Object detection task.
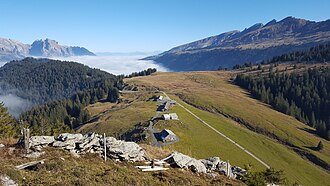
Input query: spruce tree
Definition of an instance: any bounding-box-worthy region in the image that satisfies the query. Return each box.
[0,102,18,139]
[317,141,324,151]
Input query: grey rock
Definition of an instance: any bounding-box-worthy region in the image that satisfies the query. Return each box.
[28,133,146,162]
[165,152,207,173]
[56,133,84,142]
[232,166,247,177]
[0,144,5,148]
[105,137,147,162]
[201,156,221,171]
[29,136,55,147]
[23,151,45,158]
[0,174,18,186]
[217,161,234,178]
[52,140,76,150]
[77,133,100,151]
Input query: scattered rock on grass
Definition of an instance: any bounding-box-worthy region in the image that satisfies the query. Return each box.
[0,175,17,186]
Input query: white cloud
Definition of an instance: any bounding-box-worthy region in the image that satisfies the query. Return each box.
[50,54,169,75]
[0,93,33,119]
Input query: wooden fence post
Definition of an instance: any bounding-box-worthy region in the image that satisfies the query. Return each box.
[227,160,230,178]
[104,133,106,161]
[24,128,30,154]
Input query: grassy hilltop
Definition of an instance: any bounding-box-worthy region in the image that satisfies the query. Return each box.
[123,66,330,186]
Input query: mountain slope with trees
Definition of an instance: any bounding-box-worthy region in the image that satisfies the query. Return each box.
[263,43,330,64]
[145,17,330,71]
[0,57,122,104]
[235,67,330,140]
[234,44,330,140]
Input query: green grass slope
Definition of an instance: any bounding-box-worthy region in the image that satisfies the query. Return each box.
[78,92,157,137]
[126,71,330,185]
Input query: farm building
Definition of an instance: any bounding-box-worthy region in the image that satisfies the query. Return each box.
[159,100,176,112]
[159,129,177,142]
[157,96,163,101]
[162,113,179,120]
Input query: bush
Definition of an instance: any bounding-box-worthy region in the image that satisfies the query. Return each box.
[241,168,287,186]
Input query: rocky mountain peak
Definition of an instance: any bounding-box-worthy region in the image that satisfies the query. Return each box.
[145,17,330,71]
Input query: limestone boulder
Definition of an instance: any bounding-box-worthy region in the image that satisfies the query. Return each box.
[29,136,55,148]
[201,156,221,172]
[165,152,207,173]
[56,133,83,142]
[104,137,147,162]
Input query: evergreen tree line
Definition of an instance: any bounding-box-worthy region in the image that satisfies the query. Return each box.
[232,62,253,69]
[235,67,330,140]
[20,85,120,136]
[0,57,119,104]
[125,68,157,78]
[263,43,330,64]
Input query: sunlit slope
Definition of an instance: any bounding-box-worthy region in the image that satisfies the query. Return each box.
[126,71,330,185]
[78,92,157,136]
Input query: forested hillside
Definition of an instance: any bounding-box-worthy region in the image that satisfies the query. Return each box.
[264,43,330,64]
[235,66,330,140]
[0,57,122,104]
[0,57,125,136]
[20,86,120,136]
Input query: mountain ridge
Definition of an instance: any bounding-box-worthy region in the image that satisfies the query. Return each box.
[0,38,95,62]
[145,16,330,71]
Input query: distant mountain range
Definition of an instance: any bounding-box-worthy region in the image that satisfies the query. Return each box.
[145,16,330,71]
[0,38,95,62]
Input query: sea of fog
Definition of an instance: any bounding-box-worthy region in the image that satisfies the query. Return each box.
[51,54,168,75]
[0,54,168,118]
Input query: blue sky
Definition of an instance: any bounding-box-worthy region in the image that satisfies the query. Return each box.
[1,0,329,52]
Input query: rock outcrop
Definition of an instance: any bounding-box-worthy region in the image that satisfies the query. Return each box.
[28,133,147,162]
[164,152,246,178]
[104,137,146,162]
[28,133,246,178]
[164,152,207,173]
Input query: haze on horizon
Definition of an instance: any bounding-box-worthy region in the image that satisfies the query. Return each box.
[0,0,330,53]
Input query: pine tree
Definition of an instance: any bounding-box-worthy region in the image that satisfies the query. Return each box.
[317,141,324,151]
[0,102,18,139]
[107,87,119,103]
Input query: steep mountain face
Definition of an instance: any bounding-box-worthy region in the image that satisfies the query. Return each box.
[146,17,330,71]
[0,38,30,61]
[0,38,95,62]
[29,39,95,57]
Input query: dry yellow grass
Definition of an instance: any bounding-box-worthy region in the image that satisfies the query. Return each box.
[0,146,244,186]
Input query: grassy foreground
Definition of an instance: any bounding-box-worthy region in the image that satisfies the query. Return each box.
[0,146,243,185]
